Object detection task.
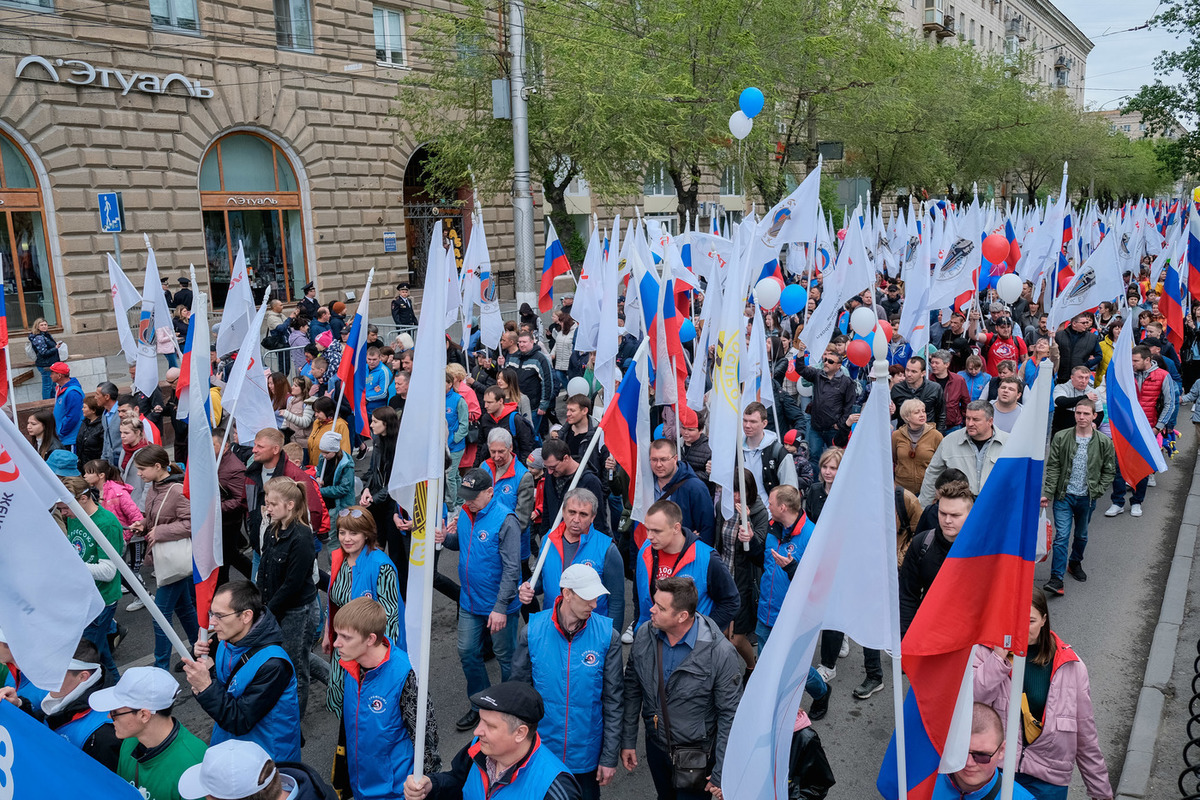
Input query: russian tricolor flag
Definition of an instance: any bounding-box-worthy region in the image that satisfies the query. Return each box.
[879,362,1052,800]
[1163,259,1185,353]
[598,339,654,541]
[1188,201,1200,306]
[1104,322,1167,489]
[337,274,374,437]
[1055,212,1076,296]
[540,219,572,313]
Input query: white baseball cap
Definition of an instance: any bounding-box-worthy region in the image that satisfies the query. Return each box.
[178,740,276,800]
[559,564,609,601]
[89,666,179,713]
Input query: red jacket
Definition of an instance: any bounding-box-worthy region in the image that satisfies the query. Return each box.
[935,371,971,429]
[1136,367,1167,427]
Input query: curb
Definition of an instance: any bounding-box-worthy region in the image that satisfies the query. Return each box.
[1114,464,1200,799]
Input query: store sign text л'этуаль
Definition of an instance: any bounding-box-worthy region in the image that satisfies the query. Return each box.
[15,55,213,99]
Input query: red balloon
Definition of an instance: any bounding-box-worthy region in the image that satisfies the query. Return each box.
[877,320,894,342]
[982,233,1009,265]
[1008,239,1021,269]
[846,339,872,367]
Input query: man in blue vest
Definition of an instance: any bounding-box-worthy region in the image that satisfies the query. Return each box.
[634,499,739,632]
[513,565,623,800]
[403,681,580,800]
[482,428,527,512]
[0,638,121,771]
[334,597,440,800]
[183,580,303,762]
[437,468,523,732]
[364,345,394,415]
[518,488,625,625]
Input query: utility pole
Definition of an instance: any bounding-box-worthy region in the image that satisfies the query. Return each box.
[509,0,537,309]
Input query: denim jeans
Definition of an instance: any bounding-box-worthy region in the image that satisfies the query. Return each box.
[164,352,178,369]
[457,609,518,698]
[153,579,200,670]
[445,448,465,512]
[83,602,120,683]
[1016,774,1068,800]
[1051,494,1095,579]
[755,620,827,700]
[1111,474,1147,507]
[278,598,321,719]
[805,425,837,461]
[38,367,53,400]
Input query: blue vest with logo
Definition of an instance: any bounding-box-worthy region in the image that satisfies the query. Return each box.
[343,644,415,800]
[3,665,50,708]
[526,607,613,772]
[457,498,521,616]
[446,391,466,453]
[540,526,613,619]
[634,538,713,629]
[335,547,405,649]
[211,642,303,761]
[484,458,527,513]
[56,709,109,749]
[758,513,816,627]
[463,735,569,800]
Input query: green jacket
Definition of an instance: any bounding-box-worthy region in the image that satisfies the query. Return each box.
[117,720,207,800]
[1042,428,1117,501]
[66,506,125,605]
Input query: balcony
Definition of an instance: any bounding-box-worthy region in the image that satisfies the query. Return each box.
[937,15,956,39]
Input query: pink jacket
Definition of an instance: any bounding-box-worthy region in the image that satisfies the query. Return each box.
[973,636,1113,799]
[101,480,144,532]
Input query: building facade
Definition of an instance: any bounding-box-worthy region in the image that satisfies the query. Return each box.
[0,0,525,359]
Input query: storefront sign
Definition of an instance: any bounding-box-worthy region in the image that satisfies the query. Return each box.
[226,196,278,206]
[15,55,213,99]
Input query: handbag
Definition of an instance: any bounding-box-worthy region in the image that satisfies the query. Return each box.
[656,638,710,792]
[1036,508,1052,563]
[149,484,192,584]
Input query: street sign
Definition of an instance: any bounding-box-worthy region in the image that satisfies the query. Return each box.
[383,231,397,253]
[98,191,124,233]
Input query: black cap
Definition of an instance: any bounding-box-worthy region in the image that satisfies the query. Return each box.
[178,277,190,286]
[470,681,544,725]
[397,282,410,291]
[302,282,315,292]
[1142,336,1164,347]
[458,468,493,501]
[160,276,169,283]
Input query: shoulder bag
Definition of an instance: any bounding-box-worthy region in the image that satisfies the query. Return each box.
[150,484,192,585]
[656,637,710,792]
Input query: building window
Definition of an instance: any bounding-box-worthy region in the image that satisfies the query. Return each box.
[0,0,52,8]
[149,0,199,31]
[373,6,406,66]
[199,133,308,306]
[0,132,59,331]
[274,0,313,51]
[644,162,673,196]
[720,166,742,196]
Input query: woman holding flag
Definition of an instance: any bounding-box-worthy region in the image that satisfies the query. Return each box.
[973,587,1113,800]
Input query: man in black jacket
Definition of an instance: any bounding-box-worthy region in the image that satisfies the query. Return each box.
[798,345,858,460]
[542,439,610,535]
[477,386,536,466]
[1053,313,1101,382]
[890,357,945,430]
[898,481,975,635]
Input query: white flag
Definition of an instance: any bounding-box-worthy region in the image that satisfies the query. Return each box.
[216,242,255,358]
[1047,230,1125,332]
[221,292,278,446]
[710,221,753,517]
[133,237,173,396]
[107,254,142,365]
[186,290,222,583]
[0,412,105,690]
[595,216,622,404]
[800,205,874,360]
[571,224,605,353]
[724,380,900,800]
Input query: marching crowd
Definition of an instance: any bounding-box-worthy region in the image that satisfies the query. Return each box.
[2,258,1192,800]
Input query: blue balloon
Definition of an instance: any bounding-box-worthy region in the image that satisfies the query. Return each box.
[654,424,665,440]
[739,87,765,118]
[780,284,807,316]
[679,319,696,343]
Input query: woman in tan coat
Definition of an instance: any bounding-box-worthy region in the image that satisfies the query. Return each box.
[892,398,943,496]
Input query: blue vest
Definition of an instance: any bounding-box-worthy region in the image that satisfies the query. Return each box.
[342,645,415,800]
[331,547,405,649]
[211,642,303,761]
[56,709,109,749]
[635,538,713,629]
[463,735,569,800]
[757,513,815,627]
[540,526,613,619]
[526,608,613,772]
[457,498,520,616]
[445,391,466,453]
[484,459,527,513]
[3,665,50,708]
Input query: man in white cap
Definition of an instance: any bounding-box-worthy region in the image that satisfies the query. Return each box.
[90,666,207,800]
[179,739,336,800]
[512,564,623,800]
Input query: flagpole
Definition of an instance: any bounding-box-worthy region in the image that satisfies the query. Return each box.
[4,343,16,425]
[735,441,750,552]
[332,270,375,426]
[527,427,607,588]
[411,475,440,780]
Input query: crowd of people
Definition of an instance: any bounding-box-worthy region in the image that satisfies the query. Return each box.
[3,256,1191,800]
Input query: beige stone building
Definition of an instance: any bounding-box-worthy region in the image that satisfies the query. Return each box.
[1085,109,1188,141]
[0,0,527,362]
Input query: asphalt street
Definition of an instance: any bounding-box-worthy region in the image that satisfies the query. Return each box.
[112,423,1196,799]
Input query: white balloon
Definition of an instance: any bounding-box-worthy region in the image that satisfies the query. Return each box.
[996,273,1023,304]
[754,278,782,309]
[850,306,877,337]
[871,326,888,362]
[567,377,591,398]
[729,110,753,140]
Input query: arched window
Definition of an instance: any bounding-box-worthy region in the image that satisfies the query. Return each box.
[0,132,58,331]
[199,133,307,306]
